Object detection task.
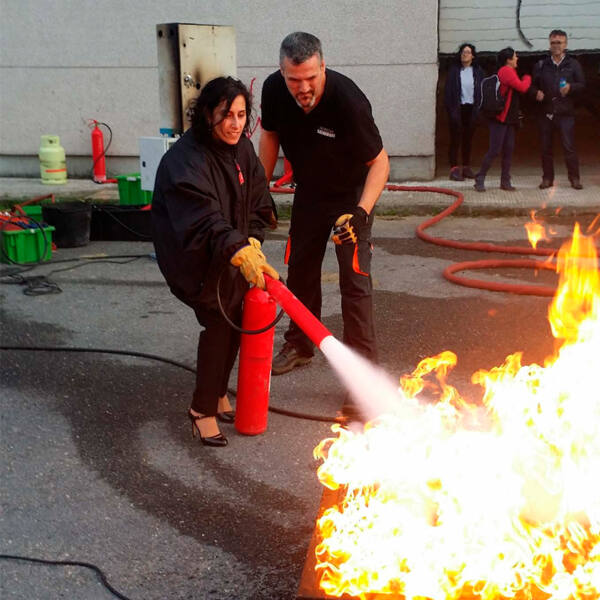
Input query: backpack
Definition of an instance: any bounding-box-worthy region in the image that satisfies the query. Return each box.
[479,74,506,116]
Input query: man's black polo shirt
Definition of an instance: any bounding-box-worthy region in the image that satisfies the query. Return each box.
[261,68,383,201]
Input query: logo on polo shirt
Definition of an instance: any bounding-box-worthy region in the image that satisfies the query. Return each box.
[316,126,336,138]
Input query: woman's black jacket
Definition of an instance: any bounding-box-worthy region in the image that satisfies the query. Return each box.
[444,62,486,125]
[151,130,272,313]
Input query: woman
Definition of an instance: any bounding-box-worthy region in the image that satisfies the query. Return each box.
[152,77,279,447]
[474,47,531,192]
[444,43,485,181]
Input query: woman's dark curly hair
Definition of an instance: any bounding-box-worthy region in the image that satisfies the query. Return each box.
[190,76,253,142]
[456,43,477,65]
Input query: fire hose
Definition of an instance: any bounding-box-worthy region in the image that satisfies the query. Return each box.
[272,183,561,296]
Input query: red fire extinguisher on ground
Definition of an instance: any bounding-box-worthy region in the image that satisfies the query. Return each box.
[235,287,277,435]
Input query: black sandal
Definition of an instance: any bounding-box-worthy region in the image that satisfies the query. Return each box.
[187,410,228,447]
[216,411,235,424]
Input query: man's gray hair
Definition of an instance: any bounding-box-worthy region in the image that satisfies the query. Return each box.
[279,32,323,66]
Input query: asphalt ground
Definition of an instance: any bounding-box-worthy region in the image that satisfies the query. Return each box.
[1,171,599,599]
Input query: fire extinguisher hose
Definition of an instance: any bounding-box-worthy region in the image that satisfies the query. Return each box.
[216,270,284,334]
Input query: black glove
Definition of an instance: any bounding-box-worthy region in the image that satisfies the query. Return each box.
[331,206,369,245]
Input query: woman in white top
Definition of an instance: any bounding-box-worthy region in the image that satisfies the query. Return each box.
[444,43,485,181]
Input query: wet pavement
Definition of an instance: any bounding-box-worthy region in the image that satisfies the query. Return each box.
[1,170,599,599]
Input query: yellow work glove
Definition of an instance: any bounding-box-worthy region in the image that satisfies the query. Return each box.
[230,242,279,290]
[248,237,262,250]
[331,207,369,245]
[332,213,355,244]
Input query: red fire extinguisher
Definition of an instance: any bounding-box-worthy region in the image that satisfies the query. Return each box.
[91,120,106,182]
[235,287,277,435]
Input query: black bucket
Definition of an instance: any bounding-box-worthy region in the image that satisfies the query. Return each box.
[90,204,152,241]
[42,201,92,247]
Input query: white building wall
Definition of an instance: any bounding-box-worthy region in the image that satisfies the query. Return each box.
[0,0,439,180]
[439,0,600,54]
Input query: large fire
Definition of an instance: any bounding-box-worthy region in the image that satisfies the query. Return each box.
[314,223,600,599]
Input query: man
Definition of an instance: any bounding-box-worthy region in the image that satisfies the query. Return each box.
[531,29,585,190]
[259,32,389,397]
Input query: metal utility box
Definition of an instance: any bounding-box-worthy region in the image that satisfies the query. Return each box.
[156,23,236,136]
[139,136,178,191]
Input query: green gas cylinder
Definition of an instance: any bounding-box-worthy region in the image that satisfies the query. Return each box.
[39,135,67,184]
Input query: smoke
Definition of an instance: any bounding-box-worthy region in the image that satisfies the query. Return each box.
[320,336,419,423]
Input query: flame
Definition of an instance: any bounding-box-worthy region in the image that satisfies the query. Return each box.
[314,224,600,599]
[525,211,549,249]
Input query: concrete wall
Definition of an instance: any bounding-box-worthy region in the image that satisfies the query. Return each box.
[439,0,600,54]
[0,0,439,181]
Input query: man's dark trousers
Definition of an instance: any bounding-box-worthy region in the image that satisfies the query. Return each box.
[284,190,377,362]
[539,114,579,183]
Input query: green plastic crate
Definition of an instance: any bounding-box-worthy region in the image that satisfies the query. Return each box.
[116,173,153,206]
[22,205,44,218]
[17,202,55,221]
[0,225,55,264]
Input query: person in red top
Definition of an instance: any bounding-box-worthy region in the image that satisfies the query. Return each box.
[474,47,531,192]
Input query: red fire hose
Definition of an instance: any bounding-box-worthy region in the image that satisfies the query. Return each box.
[271,182,561,296]
[388,184,559,297]
[443,259,556,296]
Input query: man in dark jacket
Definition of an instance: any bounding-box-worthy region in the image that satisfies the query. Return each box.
[531,29,586,190]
